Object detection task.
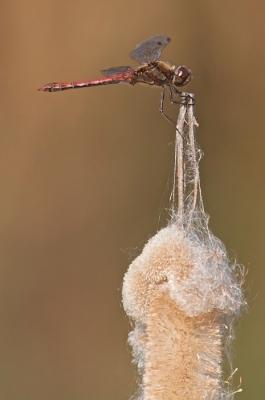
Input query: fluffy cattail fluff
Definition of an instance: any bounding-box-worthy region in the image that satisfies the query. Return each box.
[122,95,245,399]
[123,222,245,399]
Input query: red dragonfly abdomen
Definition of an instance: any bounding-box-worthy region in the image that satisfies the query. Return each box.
[38,73,133,92]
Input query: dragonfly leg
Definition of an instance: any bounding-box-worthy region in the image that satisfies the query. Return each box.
[159,86,177,127]
[159,88,184,138]
[170,87,195,106]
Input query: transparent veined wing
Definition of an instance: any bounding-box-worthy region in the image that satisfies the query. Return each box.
[129,36,171,65]
[101,66,134,77]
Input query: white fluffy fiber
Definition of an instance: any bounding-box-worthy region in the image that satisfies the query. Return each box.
[122,223,245,324]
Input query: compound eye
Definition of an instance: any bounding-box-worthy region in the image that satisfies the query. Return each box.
[174,66,192,87]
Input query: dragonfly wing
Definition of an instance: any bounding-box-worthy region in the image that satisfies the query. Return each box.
[101,66,134,77]
[129,36,171,65]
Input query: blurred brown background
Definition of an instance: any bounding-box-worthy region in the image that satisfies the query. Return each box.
[0,0,264,399]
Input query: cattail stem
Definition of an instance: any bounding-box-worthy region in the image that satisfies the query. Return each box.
[122,94,245,400]
[175,100,186,225]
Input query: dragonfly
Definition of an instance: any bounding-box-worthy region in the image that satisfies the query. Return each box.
[38,36,192,125]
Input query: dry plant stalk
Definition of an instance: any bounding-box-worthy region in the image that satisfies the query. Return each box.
[122,95,245,400]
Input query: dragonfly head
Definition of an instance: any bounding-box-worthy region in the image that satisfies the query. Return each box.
[173,66,192,87]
